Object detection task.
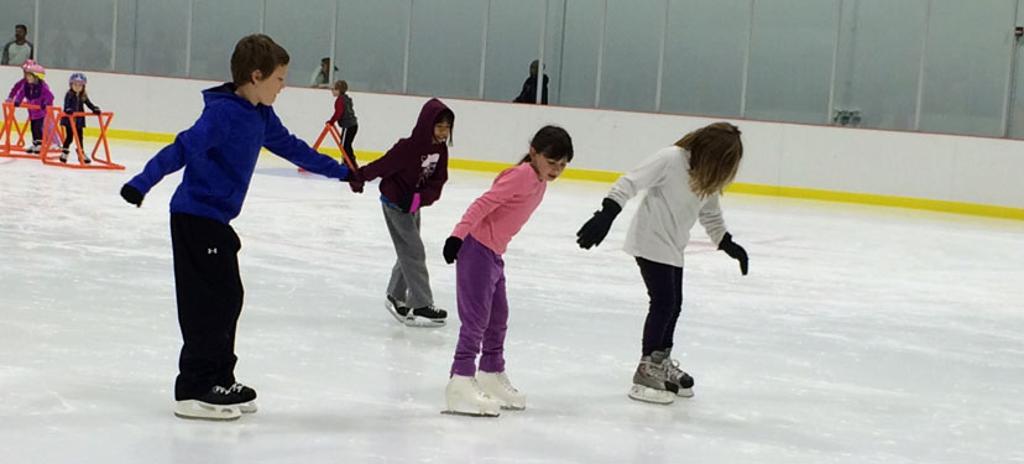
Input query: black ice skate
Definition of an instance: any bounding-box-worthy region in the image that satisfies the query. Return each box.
[385,295,410,322]
[404,305,447,328]
[174,383,258,421]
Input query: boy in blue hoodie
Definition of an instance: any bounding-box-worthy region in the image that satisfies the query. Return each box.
[119,34,360,421]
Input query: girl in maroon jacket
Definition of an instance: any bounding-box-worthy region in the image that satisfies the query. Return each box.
[359,98,453,327]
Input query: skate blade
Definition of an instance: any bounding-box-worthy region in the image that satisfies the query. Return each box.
[239,401,258,414]
[627,385,675,405]
[676,388,694,398]
[174,400,242,421]
[500,404,526,411]
[441,409,500,417]
[402,316,446,328]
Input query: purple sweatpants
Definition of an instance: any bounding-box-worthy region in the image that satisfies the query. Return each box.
[450,235,509,377]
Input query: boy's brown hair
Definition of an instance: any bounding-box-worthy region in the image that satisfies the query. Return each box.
[230,34,290,87]
[333,80,348,93]
[675,122,743,198]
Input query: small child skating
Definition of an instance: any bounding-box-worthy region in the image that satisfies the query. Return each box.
[60,72,102,164]
[442,126,574,416]
[326,80,358,163]
[576,122,749,405]
[358,98,453,327]
[119,34,360,421]
[7,59,55,154]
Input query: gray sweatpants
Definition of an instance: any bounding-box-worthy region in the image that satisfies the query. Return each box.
[382,203,434,309]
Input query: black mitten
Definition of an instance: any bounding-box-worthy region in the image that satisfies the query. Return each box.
[718,232,749,275]
[576,198,622,249]
[443,236,463,264]
[120,184,144,208]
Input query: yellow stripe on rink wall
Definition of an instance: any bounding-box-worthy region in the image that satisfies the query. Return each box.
[76,126,1024,221]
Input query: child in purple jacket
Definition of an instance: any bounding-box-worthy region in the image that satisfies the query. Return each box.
[7,59,54,153]
[358,98,453,327]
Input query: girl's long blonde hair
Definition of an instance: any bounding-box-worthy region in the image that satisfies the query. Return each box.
[675,122,743,198]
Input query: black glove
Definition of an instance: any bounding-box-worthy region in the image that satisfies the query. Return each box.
[92,108,101,115]
[346,168,364,193]
[120,184,143,207]
[718,232,748,275]
[576,198,622,249]
[443,236,463,264]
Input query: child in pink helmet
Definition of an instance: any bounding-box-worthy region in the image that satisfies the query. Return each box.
[6,60,55,153]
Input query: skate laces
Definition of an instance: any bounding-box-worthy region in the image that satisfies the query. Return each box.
[212,385,231,395]
[640,359,670,381]
[665,358,683,378]
[228,383,247,393]
[497,373,519,394]
[469,378,497,400]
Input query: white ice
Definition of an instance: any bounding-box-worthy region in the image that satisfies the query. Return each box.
[1,142,1023,463]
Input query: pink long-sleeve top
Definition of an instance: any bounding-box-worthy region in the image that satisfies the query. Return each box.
[451,162,546,255]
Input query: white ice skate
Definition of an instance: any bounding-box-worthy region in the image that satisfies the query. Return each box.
[174,400,242,421]
[443,375,501,417]
[476,371,526,410]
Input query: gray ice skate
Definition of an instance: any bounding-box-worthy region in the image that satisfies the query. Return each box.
[661,349,695,398]
[628,352,678,405]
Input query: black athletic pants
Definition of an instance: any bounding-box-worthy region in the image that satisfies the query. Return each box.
[636,257,683,356]
[339,123,358,164]
[170,213,244,400]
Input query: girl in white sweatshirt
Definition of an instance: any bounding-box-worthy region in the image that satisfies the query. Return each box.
[576,122,749,405]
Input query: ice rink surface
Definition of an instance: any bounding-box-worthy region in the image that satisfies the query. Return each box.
[2,141,1023,463]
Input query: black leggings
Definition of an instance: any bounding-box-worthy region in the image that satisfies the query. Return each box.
[61,118,85,149]
[338,124,358,165]
[636,257,683,356]
[30,118,43,143]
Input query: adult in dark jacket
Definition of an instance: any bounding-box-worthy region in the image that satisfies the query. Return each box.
[513,60,549,105]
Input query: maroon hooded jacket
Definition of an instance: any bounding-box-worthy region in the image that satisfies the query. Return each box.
[360,98,453,211]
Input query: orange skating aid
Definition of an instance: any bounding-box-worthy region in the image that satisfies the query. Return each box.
[40,106,124,170]
[0,101,42,160]
[298,123,357,174]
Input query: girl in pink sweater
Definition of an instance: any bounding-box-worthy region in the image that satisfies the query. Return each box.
[441,125,573,417]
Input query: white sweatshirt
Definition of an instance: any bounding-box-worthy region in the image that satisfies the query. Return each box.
[606,146,728,268]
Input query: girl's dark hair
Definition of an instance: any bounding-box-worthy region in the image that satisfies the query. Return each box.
[435,108,454,125]
[333,80,348,93]
[520,125,573,163]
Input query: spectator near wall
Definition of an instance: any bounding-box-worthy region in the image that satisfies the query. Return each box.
[2,24,35,66]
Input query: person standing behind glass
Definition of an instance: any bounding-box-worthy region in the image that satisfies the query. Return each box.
[310,57,336,89]
[513,60,548,105]
[2,24,35,66]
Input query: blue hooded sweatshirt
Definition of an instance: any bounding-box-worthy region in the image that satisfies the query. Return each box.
[126,83,349,224]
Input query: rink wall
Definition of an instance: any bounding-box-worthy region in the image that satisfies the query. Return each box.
[3,66,1024,219]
